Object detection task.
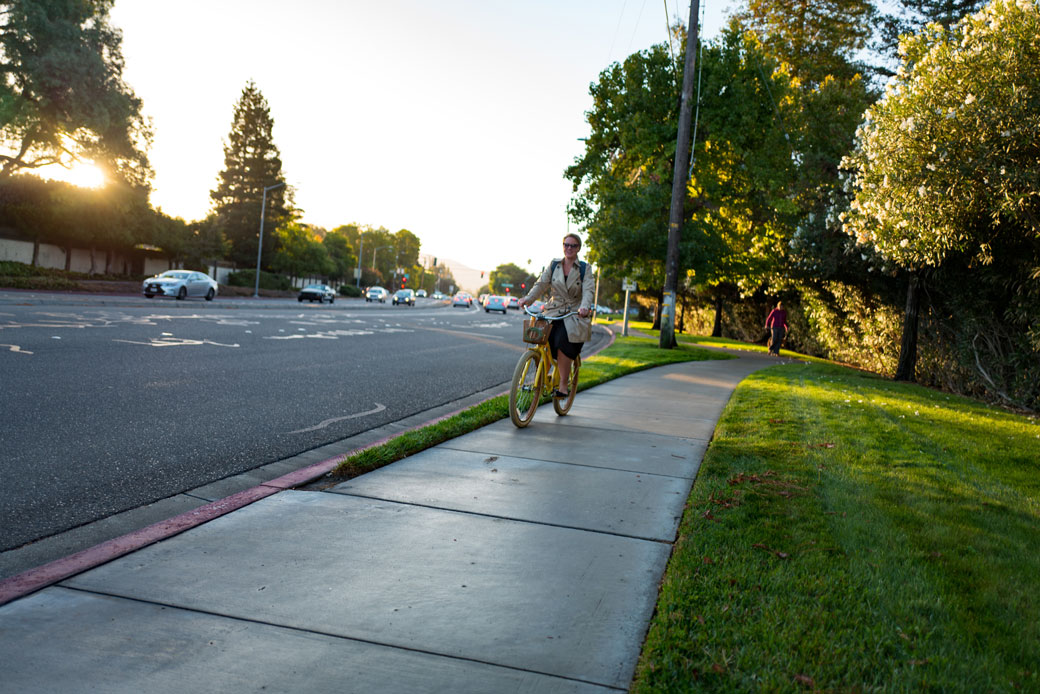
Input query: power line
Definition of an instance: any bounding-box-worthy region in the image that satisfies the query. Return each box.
[606,0,629,65]
[625,0,650,56]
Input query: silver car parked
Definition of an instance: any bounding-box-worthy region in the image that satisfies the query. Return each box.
[142,270,218,301]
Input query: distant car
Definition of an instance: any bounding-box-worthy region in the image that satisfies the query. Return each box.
[142,270,218,301]
[366,286,388,303]
[484,295,508,313]
[507,296,520,310]
[452,293,473,308]
[392,288,415,306]
[478,293,489,306]
[298,284,335,303]
[595,304,613,314]
[415,289,428,298]
[431,291,446,299]
[531,300,545,312]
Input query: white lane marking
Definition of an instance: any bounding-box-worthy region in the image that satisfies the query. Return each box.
[289,403,387,434]
[1,343,32,355]
[113,337,240,348]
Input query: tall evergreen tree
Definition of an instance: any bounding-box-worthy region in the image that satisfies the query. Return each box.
[210,80,289,268]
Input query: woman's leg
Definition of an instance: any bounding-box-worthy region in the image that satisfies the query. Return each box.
[557,353,573,394]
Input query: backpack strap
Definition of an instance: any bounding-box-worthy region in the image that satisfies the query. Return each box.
[550,260,586,282]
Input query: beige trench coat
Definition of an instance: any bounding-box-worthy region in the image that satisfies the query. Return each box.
[522,258,596,342]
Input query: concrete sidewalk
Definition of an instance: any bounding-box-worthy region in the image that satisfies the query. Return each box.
[0,352,774,693]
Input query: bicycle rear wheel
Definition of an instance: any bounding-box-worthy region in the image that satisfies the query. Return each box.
[552,354,580,415]
[509,350,543,428]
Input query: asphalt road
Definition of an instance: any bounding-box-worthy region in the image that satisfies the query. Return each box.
[0,292,595,552]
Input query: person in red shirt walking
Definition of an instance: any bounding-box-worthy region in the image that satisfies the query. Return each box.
[764,301,788,356]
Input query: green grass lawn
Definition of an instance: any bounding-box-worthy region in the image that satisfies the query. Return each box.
[633,360,1040,693]
[329,335,731,480]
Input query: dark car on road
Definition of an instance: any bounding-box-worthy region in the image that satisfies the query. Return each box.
[298,284,335,303]
[392,289,416,306]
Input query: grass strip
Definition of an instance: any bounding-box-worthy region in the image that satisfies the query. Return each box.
[633,360,1040,693]
[329,336,732,481]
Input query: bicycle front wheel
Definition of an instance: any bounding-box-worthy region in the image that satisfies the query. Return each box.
[552,354,580,415]
[509,350,543,428]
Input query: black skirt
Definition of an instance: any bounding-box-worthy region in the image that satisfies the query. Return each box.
[549,320,583,361]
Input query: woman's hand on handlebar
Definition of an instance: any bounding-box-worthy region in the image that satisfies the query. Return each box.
[578,307,590,318]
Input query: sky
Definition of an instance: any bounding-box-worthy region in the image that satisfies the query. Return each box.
[106,0,730,279]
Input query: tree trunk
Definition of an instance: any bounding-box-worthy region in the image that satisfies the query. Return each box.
[31,238,40,267]
[64,246,72,272]
[894,272,921,382]
[89,246,97,275]
[712,296,723,337]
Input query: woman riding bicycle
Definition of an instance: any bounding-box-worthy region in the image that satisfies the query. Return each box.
[517,233,596,400]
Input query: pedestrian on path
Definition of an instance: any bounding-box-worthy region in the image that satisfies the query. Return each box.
[518,233,596,399]
[764,301,788,356]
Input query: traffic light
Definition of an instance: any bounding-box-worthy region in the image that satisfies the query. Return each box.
[480,271,484,278]
[521,283,526,290]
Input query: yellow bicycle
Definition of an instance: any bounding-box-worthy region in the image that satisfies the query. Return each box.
[508,308,580,428]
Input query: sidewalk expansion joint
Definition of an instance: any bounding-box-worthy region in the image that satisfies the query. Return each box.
[58,584,627,692]
[327,491,676,545]
[434,445,699,480]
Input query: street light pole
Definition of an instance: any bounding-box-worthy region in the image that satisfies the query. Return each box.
[355,236,365,288]
[253,182,285,298]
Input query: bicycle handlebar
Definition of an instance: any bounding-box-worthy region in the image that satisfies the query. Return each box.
[523,305,579,320]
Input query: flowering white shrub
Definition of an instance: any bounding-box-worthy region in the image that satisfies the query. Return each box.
[842,0,1040,267]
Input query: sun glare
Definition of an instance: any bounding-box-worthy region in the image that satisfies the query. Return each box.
[38,161,107,189]
[65,163,107,189]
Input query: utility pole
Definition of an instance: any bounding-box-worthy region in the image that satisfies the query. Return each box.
[660,0,700,349]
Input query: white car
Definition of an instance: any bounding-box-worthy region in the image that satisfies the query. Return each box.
[142,270,218,301]
[366,286,388,303]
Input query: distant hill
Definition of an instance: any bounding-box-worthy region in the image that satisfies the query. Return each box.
[436,257,485,295]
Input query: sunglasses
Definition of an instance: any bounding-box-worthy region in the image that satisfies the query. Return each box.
[562,242,579,249]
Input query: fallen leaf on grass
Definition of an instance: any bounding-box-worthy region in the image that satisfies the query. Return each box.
[703,556,715,565]
[812,442,836,448]
[909,659,930,666]
[752,543,790,559]
[769,418,787,424]
[711,663,726,674]
[794,674,815,686]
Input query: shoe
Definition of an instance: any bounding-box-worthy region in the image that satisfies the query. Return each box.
[552,389,569,399]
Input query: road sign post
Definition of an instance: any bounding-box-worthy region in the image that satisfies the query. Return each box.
[622,278,636,337]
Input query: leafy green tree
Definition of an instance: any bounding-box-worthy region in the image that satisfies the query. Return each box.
[736,0,876,85]
[210,80,290,268]
[271,222,332,280]
[842,0,1040,392]
[0,0,151,185]
[393,229,421,268]
[322,230,356,283]
[360,226,394,283]
[488,263,536,295]
[567,30,799,330]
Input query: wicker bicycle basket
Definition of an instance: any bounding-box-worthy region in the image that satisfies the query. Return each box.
[522,317,550,344]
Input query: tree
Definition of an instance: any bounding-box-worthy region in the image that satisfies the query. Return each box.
[0,0,151,185]
[842,0,1040,390]
[322,230,356,284]
[210,80,289,268]
[271,222,332,280]
[873,0,987,72]
[488,263,536,295]
[735,0,876,85]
